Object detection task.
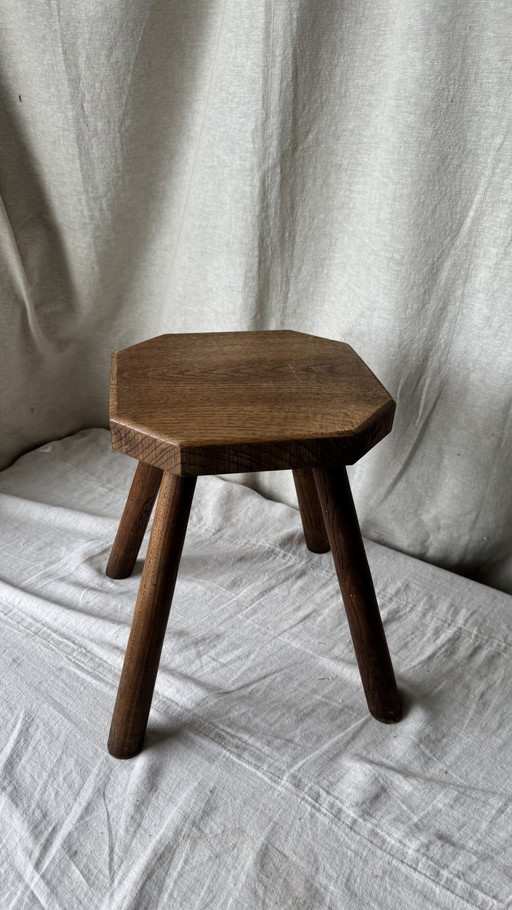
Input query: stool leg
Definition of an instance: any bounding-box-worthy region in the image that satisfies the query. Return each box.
[292,468,330,553]
[108,472,197,759]
[313,466,402,723]
[106,461,163,579]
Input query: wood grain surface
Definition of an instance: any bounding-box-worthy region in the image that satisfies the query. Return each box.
[110,331,395,475]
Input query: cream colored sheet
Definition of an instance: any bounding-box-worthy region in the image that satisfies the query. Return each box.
[1,429,512,908]
[1,2,511,592]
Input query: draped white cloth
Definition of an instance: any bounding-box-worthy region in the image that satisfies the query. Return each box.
[1,429,512,908]
[2,2,512,590]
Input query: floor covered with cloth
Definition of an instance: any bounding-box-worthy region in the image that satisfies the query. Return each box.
[1,429,511,909]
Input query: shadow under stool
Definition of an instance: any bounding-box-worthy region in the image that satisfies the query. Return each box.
[105,330,402,759]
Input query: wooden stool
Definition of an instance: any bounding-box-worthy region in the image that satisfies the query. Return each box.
[106,331,402,759]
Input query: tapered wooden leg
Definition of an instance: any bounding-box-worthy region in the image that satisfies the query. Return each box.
[313,466,402,723]
[292,468,330,553]
[106,461,163,579]
[108,472,197,759]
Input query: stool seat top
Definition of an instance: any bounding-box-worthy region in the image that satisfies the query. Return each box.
[110,331,395,475]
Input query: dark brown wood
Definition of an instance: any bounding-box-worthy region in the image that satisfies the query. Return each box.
[292,468,330,553]
[108,472,197,759]
[313,466,402,724]
[106,461,163,579]
[109,331,395,474]
[105,332,400,758]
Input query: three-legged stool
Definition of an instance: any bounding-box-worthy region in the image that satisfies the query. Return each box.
[106,330,402,758]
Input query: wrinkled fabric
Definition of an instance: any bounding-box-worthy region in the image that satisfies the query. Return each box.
[0,428,512,908]
[1,2,511,592]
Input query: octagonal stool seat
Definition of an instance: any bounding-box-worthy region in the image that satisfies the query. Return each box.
[106,330,402,759]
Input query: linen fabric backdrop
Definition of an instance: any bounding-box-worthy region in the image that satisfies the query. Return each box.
[1,1,511,592]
